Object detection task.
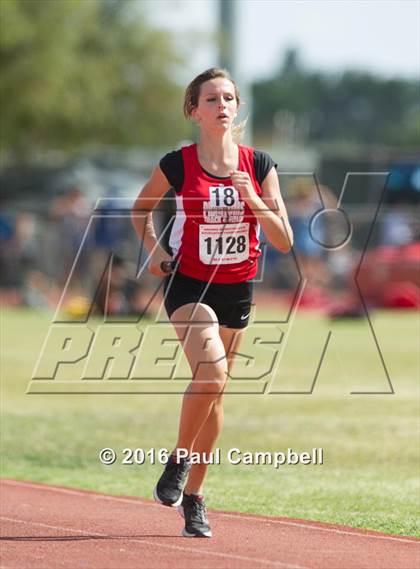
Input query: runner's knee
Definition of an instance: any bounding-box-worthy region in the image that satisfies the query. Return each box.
[190,358,227,394]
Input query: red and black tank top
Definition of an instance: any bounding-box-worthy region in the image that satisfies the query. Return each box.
[164,143,270,284]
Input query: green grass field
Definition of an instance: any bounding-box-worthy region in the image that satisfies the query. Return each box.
[1,306,419,537]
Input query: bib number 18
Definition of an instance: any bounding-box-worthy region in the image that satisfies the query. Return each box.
[209,186,237,207]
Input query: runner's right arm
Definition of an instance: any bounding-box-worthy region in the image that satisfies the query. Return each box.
[131,165,173,277]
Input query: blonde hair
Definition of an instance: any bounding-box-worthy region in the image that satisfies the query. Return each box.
[184,68,247,142]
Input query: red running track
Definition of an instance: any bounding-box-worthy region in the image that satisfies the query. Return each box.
[0,479,419,569]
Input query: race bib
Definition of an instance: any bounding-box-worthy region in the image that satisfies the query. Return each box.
[199,222,249,265]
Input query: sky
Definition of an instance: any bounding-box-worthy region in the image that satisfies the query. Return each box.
[143,0,420,81]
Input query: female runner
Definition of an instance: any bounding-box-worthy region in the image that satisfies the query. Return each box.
[132,68,293,538]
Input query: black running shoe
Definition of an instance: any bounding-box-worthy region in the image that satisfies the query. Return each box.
[153,454,191,507]
[178,493,212,538]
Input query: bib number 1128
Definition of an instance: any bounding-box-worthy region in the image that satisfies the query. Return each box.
[204,234,247,255]
[199,222,249,265]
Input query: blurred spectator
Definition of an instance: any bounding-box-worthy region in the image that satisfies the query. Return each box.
[22,270,57,309]
[286,177,337,289]
[95,256,150,317]
[50,187,93,290]
[0,206,15,288]
[0,211,39,289]
[380,205,415,247]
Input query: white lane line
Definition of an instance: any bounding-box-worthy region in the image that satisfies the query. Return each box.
[2,479,419,545]
[219,514,420,545]
[0,517,308,569]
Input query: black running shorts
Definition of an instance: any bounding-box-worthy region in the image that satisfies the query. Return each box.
[163,271,253,329]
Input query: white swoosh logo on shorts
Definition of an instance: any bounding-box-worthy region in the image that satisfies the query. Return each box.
[241,312,250,320]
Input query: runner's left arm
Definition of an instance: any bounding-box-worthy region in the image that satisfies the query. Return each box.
[230,168,293,253]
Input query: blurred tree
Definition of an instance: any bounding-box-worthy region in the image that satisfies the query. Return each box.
[253,47,419,149]
[0,0,190,157]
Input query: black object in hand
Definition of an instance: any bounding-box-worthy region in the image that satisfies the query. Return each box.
[160,260,176,274]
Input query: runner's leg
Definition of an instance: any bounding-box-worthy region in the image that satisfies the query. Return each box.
[184,325,245,494]
[170,302,228,456]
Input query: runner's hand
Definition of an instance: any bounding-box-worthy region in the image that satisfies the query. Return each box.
[230,170,258,203]
[148,247,173,277]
